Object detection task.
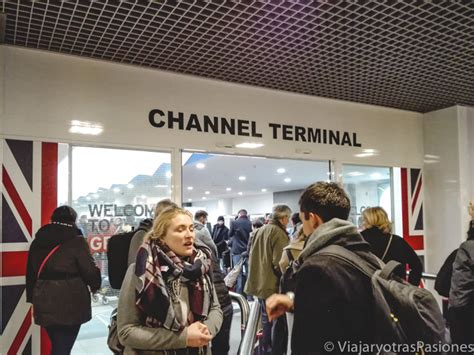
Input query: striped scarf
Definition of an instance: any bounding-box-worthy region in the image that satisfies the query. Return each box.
[135,239,212,331]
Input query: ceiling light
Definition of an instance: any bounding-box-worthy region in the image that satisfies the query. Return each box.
[155,184,168,188]
[354,153,374,158]
[127,183,134,189]
[188,198,192,202]
[187,186,193,190]
[113,187,120,193]
[226,187,232,191]
[277,168,286,174]
[284,178,291,183]
[239,176,246,181]
[202,197,207,200]
[235,142,265,149]
[141,194,147,199]
[93,193,99,198]
[205,191,210,195]
[238,192,243,195]
[69,120,103,136]
[86,196,91,201]
[166,171,172,178]
[347,172,364,177]
[261,188,267,192]
[196,163,206,169]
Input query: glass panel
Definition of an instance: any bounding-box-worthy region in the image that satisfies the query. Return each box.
[342,165,392,229]
[70,146,171,353]
[182,152,330,229]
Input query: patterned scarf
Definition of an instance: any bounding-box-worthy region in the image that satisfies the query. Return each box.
[135,239,213,331]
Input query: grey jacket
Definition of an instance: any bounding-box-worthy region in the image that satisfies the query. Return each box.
[118,265,223,355]
[194,222,218,258]
[449,239,474,309]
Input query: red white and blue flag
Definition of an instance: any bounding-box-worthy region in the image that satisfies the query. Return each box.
[1,139,57,355]
[401,167,424,251]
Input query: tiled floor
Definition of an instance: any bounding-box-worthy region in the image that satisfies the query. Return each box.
[71,299,245,355]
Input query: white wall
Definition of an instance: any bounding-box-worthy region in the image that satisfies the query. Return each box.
[1,46,424,168]
[423,106,474,273]
[232,193,274,216]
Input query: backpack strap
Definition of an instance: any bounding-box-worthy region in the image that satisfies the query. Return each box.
[379,260,403,280]
[286,248,294,262]
[380,234,393,262]
[316,244,377,279]
[37,245,61,279]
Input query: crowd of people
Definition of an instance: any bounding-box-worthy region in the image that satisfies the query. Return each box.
[25,184,474,354]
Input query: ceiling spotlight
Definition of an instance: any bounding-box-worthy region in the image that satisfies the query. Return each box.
[196,163,206,169]
[284,178,291,183]
[261,188,267,192]
[226,187,232,191]
[188,198,192,202]
[127,183,134,189]
[239,176,246,181]
[202,197,207,200]
[277,168,286,174]
[187,186,193,190]
[235,142,264,149]
[238,192,243,195]
[141,194,147,199]
[113,187,120,193]
[205,191,210,195]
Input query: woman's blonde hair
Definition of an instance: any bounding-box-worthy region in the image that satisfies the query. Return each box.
[145,206,193,242]
[362,207,392,234]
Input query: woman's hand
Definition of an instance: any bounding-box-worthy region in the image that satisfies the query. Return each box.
[186,322,212,348]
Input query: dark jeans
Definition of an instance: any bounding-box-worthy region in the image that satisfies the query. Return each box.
[212,304,233,355]
[258,298,272,354]
[232,254,247,294]
[449,307,474,349]
[45,324,81,355]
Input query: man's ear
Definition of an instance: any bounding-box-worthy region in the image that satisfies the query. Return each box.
[311,213,323,229]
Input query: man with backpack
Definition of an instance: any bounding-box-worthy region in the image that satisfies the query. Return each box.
[266,182,444,354]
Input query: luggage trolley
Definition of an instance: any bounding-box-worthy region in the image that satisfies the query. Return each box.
[92,252,120,305]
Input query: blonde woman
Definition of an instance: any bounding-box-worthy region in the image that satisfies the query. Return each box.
[361,206,422,286]
[117,206,223,355]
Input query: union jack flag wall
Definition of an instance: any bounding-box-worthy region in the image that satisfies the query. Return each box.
[401,167,424,251]
[1,138,57,355]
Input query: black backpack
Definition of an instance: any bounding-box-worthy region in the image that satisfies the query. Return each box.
[317,245,445,348]
[108,226,148,289]
[280,249,297,294]
[434,248,458,298]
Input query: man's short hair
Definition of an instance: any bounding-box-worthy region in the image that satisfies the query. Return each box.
[238,209,248,216]
[154,199,178,218]
[299,182,351,223]
[271,204,292,221]
[194,210,208,221]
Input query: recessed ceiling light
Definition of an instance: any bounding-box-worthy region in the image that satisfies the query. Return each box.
[277,168,286,174]
[187,186,193,190]
[235,142,265,149]
[127,184,134,189]
[284,178,291,183]
[113,187,120,193]
[226,187,232,191]
[165,171,172,178]
[261,188,267,192]
[239,176,246,181]
[205,191,210,195]
[202,197,207,200]
[238,192,243,195]
[141,195,147,199]
[188,198,192,202]
[196,163,206,169]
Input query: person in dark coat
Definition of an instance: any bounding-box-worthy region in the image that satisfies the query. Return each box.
[26,206,101,355]
[449,217,474,347]
[266,182,379,354]
[360,206,423,286]
[211,216,229,261]
[228,209,252,294]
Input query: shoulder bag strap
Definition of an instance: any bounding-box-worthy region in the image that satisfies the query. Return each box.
[380,234,393,262]
[37,245,61,279]
[286,248,294,262]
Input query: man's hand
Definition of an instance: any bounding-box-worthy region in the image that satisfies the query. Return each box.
[266,293,294,321]
[186,322,212,348]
